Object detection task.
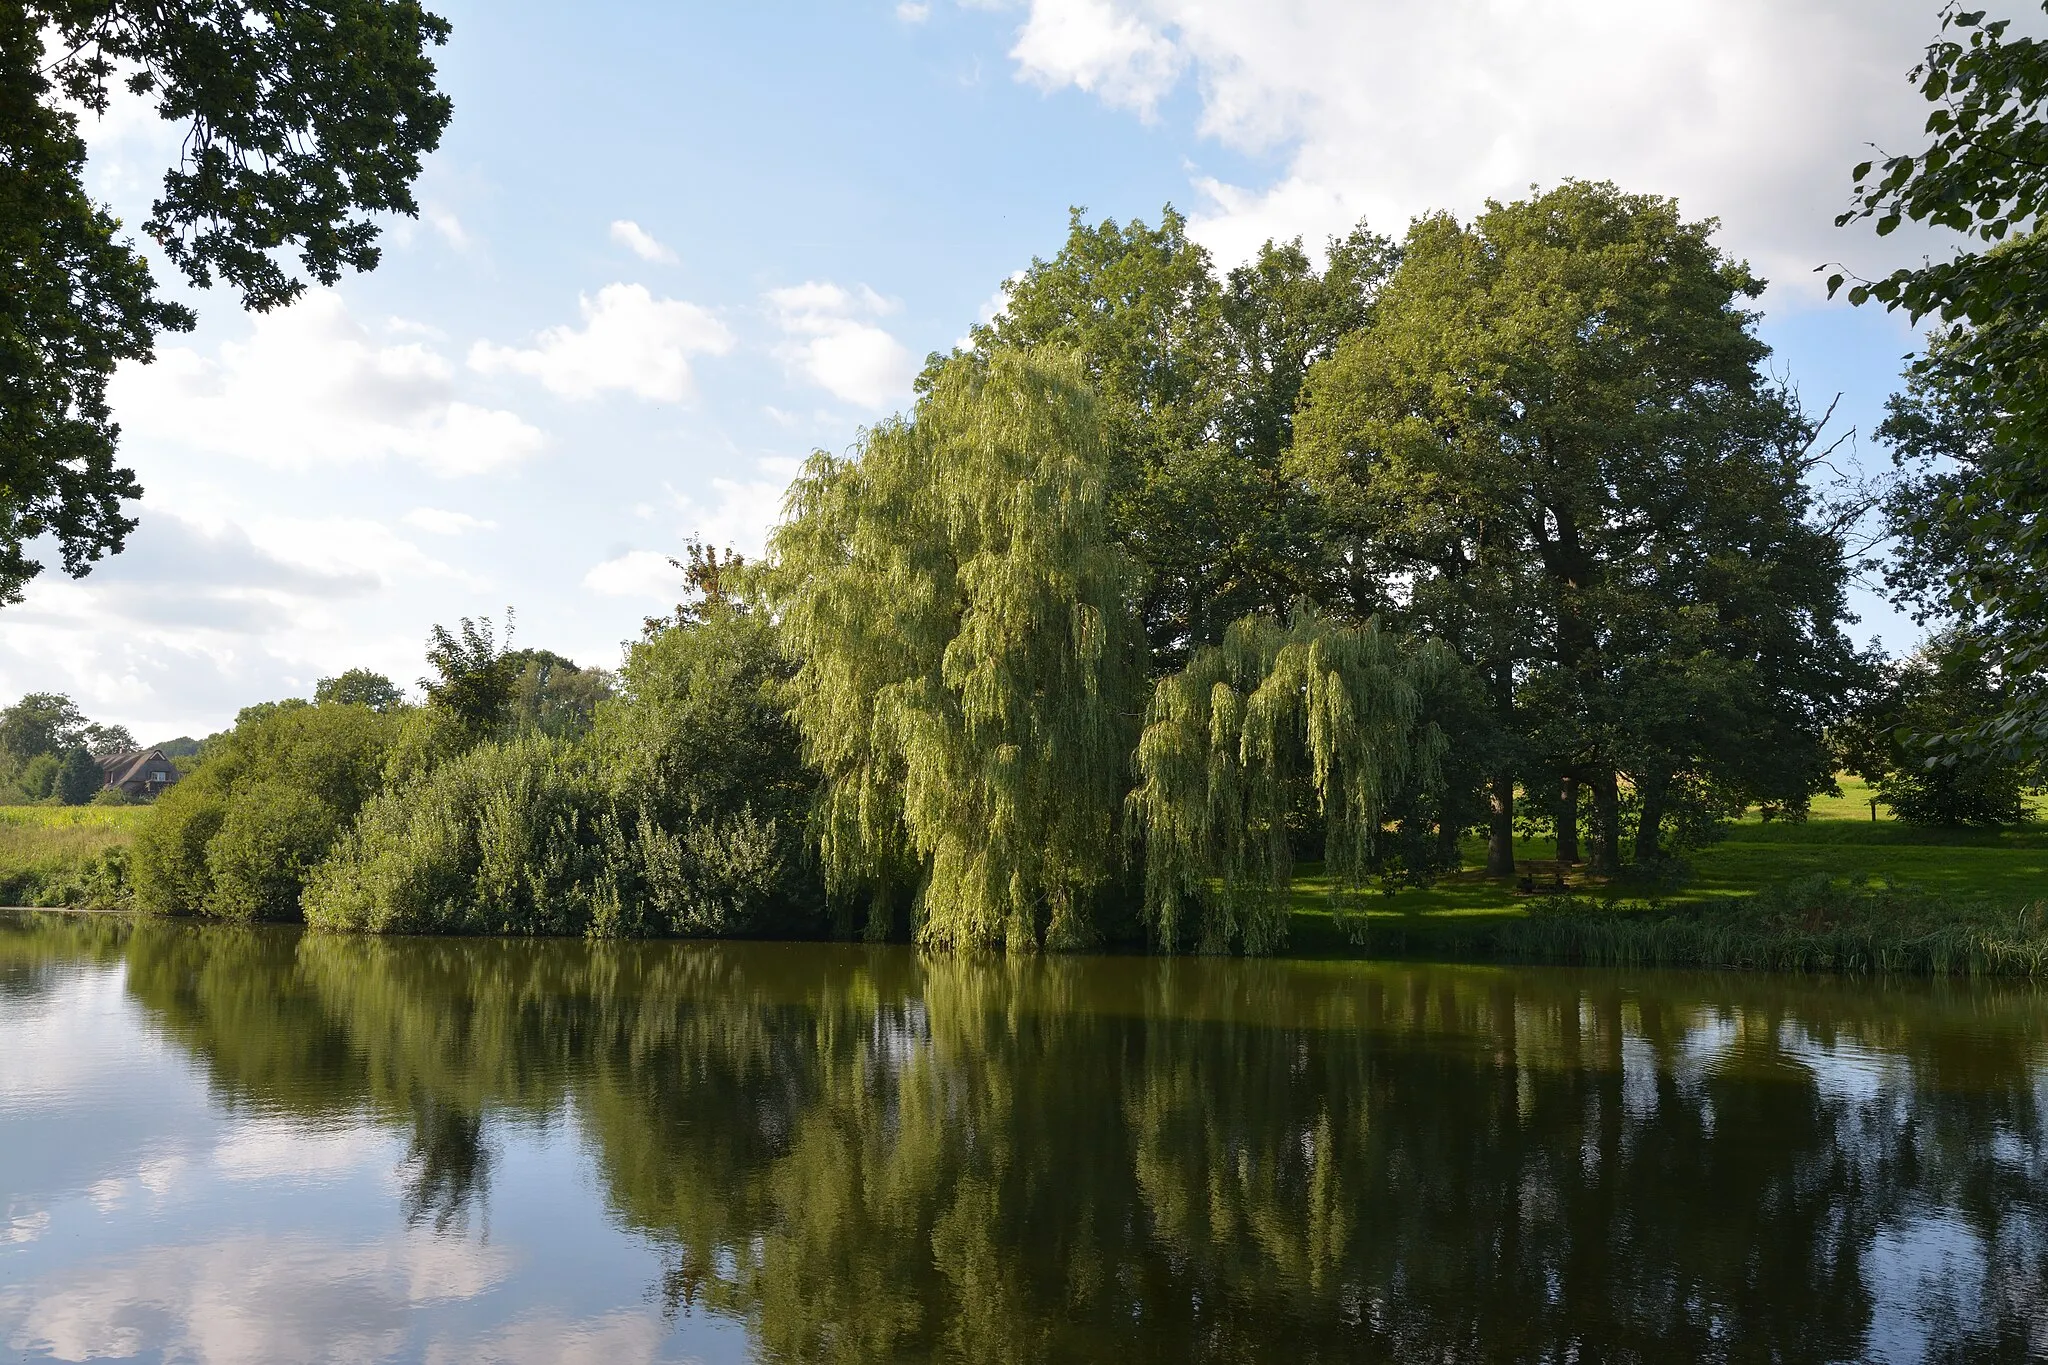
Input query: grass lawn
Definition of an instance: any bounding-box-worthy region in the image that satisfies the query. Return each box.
[0,805,147,907]
[1289,774,2048,953]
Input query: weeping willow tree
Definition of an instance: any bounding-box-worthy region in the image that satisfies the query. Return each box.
[770,347,1143,951]
[1129,607,1457,954]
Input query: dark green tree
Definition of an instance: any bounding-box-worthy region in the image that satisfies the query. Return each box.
[1840,627,2042,825]
[954,207,1396,664]
[82,721,135,752]
[54,744,100,804]
[505,649,613,740]
[420,613,519,735]
[0,691,86,767]
[0,0,452,600]
[315,668,408,712]
[1831,2,2048,757]
[1295,182,1861,875]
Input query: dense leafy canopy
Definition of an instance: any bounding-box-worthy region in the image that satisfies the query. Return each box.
[134,696,400,918]
[1833,2,2048,755]
[420,613,520,734]
[773,347,1143,950]
[955,207,1396,664]
[0,689,133,801]
[1130,607,1455,953]
[308,606,823,939]
[0,0,451,599]
[1294,181,1861,873]
[314,668,407,713]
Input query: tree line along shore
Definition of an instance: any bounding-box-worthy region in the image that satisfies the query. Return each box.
[3,181,2044,972]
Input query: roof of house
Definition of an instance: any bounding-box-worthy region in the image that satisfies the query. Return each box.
[95,748,175,789]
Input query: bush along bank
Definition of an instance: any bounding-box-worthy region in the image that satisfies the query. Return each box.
[134,595,829,941]
[1371,875,2048,978]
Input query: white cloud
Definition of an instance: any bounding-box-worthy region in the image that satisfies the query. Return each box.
[1010,0,1183,119]
[608,219,678,264]
[957,271,1023,348]
[582,550,680,601]
[766,282,915,409]
[213,1121,397,1184]
[0,1233,510,1365]
[420,1311,670,1365]
[583,456,802,602]
[109,290,544,476]
[424,206,472,252]
[404,508,497,536]
[470,283,733,402]
[897,1,933,21]
[998,0,1971,300]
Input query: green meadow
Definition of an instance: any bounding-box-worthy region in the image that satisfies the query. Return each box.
[0,805,145,908]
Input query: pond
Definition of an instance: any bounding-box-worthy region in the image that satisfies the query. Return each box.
[2,911,2045,1363]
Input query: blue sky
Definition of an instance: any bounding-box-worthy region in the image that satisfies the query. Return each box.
[4,0,1967,739]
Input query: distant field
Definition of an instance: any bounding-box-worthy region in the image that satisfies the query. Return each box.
[0,805,154,831]
[1291,775,2048,950]
[0,805,146,907]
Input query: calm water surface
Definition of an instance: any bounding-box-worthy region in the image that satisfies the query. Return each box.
[3,911,2047,1362]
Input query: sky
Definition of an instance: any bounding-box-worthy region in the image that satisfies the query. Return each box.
[1,0,1983,740]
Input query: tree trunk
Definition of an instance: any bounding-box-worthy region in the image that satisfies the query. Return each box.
[1556,774,1580,865]
[1437,809,1463,871]
[1635,770,1669,865]
[1588,769,1621,877]
[1486,770,1517,877]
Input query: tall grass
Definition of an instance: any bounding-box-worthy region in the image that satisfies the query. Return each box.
[0,807,141,907]
[1374,876,2048,978]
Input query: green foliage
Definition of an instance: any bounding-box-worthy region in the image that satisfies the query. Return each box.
[304,733,604,936]
[54,746,100,805]
[772,347,1143,950]
[133,699,400,919]
[204,783,342,922]
[589,606,822,937]
[1840,628,2043,826]
[315,669,408,712]
[1293,181,1860,872]
[0,9,188,602]
[957,206,1396,662]
[0,806,135,906]
[1408,875,2048,978]
[1833,4,2048,757]
[421,613,520,735]
[0,693,138,803]
[308,603,825,941]
[0,0,451,598]
[12,752,58,803]
[506,649,612,740]
[0,692,86,767]
[1875,328,2048,757]
[1129,607,1456,953]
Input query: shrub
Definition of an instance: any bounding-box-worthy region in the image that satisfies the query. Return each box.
[205,784,342,922]
[590,606,824,937]
[307,609,827,940]
[132,700,401,919]
[304,733,603,935]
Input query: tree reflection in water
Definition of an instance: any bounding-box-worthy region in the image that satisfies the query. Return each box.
[29,914,2046,1362]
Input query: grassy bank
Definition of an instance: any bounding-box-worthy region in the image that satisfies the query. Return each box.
[0,806,145,908]
[1369,878,2048,977]
[1288,777,2048,973]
